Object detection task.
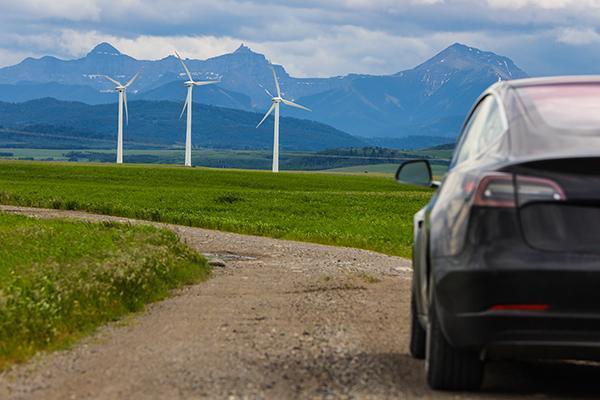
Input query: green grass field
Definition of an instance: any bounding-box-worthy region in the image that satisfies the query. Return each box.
[0,148,74,159]
[0,147,451,173]
[0,148,271,163]
[0,213,210,368]
[326,162,448,177]
[0,161,433,257]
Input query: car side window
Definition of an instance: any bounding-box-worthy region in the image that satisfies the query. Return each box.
[451,95,505,167]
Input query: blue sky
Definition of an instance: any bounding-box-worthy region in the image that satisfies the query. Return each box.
[1,0,600,77]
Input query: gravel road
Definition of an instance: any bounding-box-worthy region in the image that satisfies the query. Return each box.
[0,206,599,399]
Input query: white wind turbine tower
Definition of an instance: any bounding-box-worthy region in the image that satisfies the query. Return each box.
[257,68,311,173]
[102,72,140,164]
[175,51,220,167]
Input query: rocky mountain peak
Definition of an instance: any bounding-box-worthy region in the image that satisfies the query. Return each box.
[87,42,122,57]
[413,42,527,80]
[233,44,254,54]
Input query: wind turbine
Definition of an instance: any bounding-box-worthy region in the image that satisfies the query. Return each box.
[175,51,220,167]
[256,68,311,173]
[102,72,140,164]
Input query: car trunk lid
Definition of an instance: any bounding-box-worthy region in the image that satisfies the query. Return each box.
[508,157,600,253]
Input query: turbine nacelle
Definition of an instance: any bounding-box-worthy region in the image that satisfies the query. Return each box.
[102,72,140,92]
[175,51,220,87]
[102,71,140,126]
[257,69,311,129]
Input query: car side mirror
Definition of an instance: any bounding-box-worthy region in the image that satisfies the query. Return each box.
[396,160,435,187]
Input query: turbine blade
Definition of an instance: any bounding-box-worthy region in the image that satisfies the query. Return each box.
[281,98,311,112]
[125,71,140,88]
[272,67,281,97]
[256,103,276,128]
[101,75,121,86]
[193,80,220,86]
[123,91,129,125]
[264,88,273,98]
[175,51,194,82]
[180,93,189,120]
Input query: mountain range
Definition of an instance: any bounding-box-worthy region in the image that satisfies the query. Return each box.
[0,42,528,146]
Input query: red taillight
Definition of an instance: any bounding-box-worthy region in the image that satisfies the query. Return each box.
[471,173,566,208]
[490,304,549,311]
[473,173,516,207]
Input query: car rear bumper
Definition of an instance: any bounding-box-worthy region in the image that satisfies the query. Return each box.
[434,268,600,360]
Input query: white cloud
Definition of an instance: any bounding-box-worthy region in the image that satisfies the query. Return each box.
[54,30,243,61]
[0,0,599,77]
[0,48,33,67]
[249,27,490,76]
[0,0,102,20]
[335,0,443,7]
[487,0,600,10]
[556,27,600,45]
[0,29,244,65]
[412,0,444,4]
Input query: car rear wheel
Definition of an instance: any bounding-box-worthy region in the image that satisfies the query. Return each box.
[409,289,426,359]
[426,299,484,391]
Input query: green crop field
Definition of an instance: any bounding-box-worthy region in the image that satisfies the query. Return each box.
[0,213,209,368]
[0,147,452,173]
[0,161,434,257]
[326,162,448,177]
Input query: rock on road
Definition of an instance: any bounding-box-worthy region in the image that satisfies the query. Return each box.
[0,206,599,399]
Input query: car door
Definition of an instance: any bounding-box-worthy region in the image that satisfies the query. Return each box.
[419,94,505,316]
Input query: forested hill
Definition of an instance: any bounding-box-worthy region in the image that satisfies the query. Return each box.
[0,98,366,151]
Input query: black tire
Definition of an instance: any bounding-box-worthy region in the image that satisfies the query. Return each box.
[409,290,426,359]
[426,299,484,391]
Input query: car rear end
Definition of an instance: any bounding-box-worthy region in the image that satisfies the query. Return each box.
[435,80,600,361]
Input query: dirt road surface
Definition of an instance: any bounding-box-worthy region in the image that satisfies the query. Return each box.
[0,206,599,399]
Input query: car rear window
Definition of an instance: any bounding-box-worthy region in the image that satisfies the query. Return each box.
[516,84,600,131]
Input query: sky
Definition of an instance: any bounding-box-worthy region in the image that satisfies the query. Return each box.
[1,0,600,77]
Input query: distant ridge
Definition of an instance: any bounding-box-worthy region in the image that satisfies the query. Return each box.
[0,98,366,151]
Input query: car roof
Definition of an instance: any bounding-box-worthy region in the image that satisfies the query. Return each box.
[500,75,600,89]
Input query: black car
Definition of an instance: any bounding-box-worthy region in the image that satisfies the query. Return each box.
[396,76,600,391]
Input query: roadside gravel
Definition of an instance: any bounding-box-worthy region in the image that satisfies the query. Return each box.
[0,206,598,399]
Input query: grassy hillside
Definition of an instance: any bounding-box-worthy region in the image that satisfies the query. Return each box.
[0,213,209,368]
[0,161,433,257]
